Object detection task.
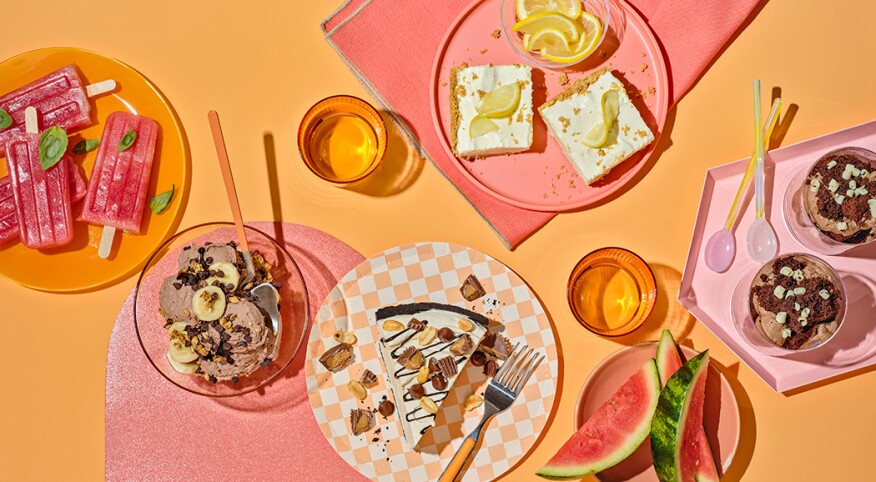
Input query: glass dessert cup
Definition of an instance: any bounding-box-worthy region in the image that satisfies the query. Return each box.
[134,222,309,397]
[567,247,657,336]
[500,0,611,70]
[297,95,387,184]
[730,252,847,357]
[783,146,876,255]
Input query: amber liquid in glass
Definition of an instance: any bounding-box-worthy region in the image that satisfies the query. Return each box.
[308,112,378,181]
[572,264,641,331]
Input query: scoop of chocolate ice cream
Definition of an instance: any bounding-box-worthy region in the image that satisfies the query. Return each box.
[749,254,842,350]
[177,243,239,270]
[804,151,876,244]
[159,277,195,321]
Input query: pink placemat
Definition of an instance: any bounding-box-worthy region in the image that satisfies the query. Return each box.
[105,222,367,481]
[322,0,763,247]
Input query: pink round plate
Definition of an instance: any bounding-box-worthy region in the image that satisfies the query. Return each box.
[575,342,741,481]
[430,0,669,211]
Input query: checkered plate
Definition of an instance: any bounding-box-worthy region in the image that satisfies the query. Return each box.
[305,242,559,481]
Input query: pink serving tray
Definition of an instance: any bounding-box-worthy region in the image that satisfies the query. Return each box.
[429,0,669,211]
[680,120,876,393]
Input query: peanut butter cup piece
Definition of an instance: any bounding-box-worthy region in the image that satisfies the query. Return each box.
[460,274,487,301]
[479,333,512,360]
[483,360,498,377]
[449,334,474,356]
[350,409,375,435]
[319,343,354,372]
[359,369,377,387]
[398,346,425,369]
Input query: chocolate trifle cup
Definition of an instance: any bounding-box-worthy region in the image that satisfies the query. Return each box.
[731,253,846,356]
[784,147,876,255]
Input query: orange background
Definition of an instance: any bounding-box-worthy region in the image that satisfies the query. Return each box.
[1,0,874,480]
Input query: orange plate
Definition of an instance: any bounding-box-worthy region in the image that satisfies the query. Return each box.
[0,47,189,292]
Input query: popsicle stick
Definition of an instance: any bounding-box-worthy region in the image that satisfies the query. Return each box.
[98,226,116,259]
[207,111,251,254]
[24,107,38,134]
[85,80,117,98]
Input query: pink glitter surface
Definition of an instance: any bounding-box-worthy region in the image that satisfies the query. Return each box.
[106,222,366,481]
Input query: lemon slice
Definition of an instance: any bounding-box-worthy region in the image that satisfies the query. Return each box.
[476,82,521,118]
[524,27,573,52]
[470,116,499,138]
[540,11,602,64]
[512,12,581,43]
[516,0,582,20]
[582,90,620,148]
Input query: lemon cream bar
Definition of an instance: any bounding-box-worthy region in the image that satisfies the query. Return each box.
[539,68,654,184]
[450,64,533,158]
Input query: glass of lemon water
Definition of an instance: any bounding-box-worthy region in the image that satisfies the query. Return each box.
[298,95,387,184]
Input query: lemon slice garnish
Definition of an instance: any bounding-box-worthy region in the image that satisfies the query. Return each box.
[582,90,620,148]
[470,116,500,139]
[516,0,582,20]
[512,12,581,43]
[540,11,602,63]
[476,82,522,118]
[524,27,573,52]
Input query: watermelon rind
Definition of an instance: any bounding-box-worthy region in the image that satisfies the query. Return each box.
[656,329,683,387]
[536,359,661,480]
[651,350,710,482]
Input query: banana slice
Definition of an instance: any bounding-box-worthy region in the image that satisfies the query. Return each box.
[192,286,226,321]
[206,262,240,290]
[166,352,199,374]
[168,321,188,337]
[169,338,199,363]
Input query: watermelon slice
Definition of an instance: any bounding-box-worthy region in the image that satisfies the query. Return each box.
[651,350,710,482]
[536,359,660,480]
[695,430,719,482]
[656,329,683,385]
[655,331,721,481]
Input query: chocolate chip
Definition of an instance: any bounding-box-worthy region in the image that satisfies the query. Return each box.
[231,376,239,384]
[437,327,454,342]
[173,282,182,290]
[408,384,425,399]
[470,350,487,367]
[378,400,395,417]
[483,360,498,377]
[206,257,214,264]
[431,375,448,391]
[209,375,217,383]
[260,358,273,368]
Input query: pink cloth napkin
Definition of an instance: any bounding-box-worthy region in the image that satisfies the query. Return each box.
[322,0,762,248]
[105,223,368,481]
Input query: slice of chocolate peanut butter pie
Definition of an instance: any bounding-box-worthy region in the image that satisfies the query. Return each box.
[375,303,490,450]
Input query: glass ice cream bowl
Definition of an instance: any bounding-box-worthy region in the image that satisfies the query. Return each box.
[730,253,846,357]
[134,222,309,397]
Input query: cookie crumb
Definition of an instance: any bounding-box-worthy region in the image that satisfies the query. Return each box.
[557,73,569,86]
[491,29,501,39]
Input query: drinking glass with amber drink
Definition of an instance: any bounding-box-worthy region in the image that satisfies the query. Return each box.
[298,95,386,184]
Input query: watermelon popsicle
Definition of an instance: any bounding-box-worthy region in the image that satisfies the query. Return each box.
[4,107,75,249]
[0,65,116,157]
[79,111,159,258]
[0,161,88,245]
